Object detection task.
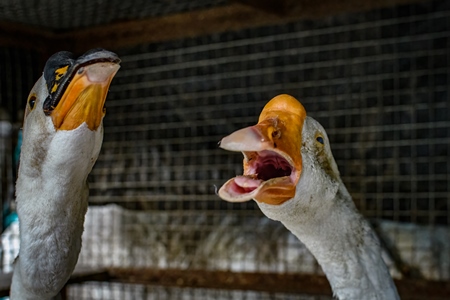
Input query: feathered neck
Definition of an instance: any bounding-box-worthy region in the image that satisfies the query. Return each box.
[258,183,399,300]
[11,123,101,299]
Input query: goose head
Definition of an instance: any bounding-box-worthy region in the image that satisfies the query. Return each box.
[18,49,120,180]
[217,95,401,300]
[218,94,342,217]
[12,49,120,300]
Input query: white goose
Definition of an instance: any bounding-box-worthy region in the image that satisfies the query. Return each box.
[218,94,400,300]
[11,49,120,300]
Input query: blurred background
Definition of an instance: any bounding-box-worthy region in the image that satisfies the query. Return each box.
[0,0,449,299]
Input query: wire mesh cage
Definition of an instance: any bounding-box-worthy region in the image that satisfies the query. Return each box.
[0,0,449,299]
[0,0,229,30]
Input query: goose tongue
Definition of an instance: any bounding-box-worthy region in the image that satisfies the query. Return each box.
[219,173,295,205]
[217,94,306,206]
[217,122,298,205]
[234,176,262,189]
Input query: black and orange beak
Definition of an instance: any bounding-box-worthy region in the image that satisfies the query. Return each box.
[43,49,120,131]
[218,94,306,205]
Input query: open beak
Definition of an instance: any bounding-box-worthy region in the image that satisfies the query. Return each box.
[45,49,121,131]
[218,94,306,205]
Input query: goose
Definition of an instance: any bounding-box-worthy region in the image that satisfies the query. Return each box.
[218,94,400,300]
[10,49,120,300]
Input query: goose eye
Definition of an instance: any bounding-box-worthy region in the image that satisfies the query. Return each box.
[28,95,37,110]
[316,136,324,145]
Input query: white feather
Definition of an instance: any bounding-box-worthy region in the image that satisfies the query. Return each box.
[257,117,400,300]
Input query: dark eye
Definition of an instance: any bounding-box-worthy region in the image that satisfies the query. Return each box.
[316,136,324,144]
[28,95,36,110]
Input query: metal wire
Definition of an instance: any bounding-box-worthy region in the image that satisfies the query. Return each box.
[0,0,229,30]
[89,0,450,225]
[80,1,450,297]
[67,283,332,300]
[0,0,449,299]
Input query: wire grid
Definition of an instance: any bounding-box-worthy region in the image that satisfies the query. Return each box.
[0,48,40,124]
[0,0,448,298]
[0,47,40,237]
[91,0,450,222]
[0,0,229,31]
[76,0,449,296]
[67,282,332,300]
[0,110,13,233]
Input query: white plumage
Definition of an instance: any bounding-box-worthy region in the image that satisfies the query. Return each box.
[10,49,119,299]
[218,94,400,300]
[3,204,449,298]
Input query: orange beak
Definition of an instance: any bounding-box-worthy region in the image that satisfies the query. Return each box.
[218,94,306,205]
[51,62,120,131]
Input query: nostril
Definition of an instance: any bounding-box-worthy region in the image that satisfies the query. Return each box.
[272,130,281,139]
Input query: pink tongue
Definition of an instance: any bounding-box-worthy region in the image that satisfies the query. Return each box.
[234,176,263,189]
